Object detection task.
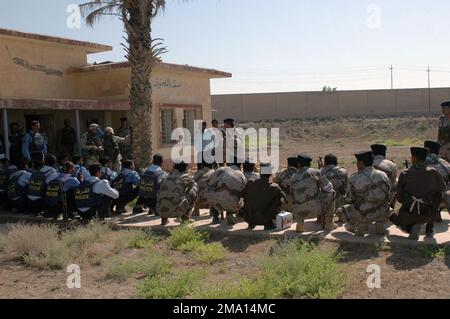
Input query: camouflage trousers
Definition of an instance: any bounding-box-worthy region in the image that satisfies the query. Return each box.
[292,192,335,222]
[336,204,390,229]
[203,190,243,214]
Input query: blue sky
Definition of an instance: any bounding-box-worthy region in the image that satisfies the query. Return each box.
[1,0,450,94]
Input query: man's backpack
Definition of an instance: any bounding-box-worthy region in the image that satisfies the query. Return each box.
[139,171,162,199]
[113,173,132,197]
[74,180,100,209]
[28,171,48,198]
[7,172,27,200]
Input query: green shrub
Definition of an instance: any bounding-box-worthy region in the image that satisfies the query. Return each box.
[23,242,70,270]
[107,250,172,281]
[169,225,208,250]
[419,245,450,258]
[138,270,204,299]
[194,243,226,264]
[195,240,346,299]
[63,222,111,251]
[128,230,157,249]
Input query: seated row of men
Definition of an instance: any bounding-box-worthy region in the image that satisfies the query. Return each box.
[0,140,448,240]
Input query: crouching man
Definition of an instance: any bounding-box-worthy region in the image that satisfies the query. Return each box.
[390,147,446,240]
[156,162,198,226]
[112,160,140,214]
[337,151,391,236]
[290,155,336,233]
[242,164,286,230]
[75,164,119,221]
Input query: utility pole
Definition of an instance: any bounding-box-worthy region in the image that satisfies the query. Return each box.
[427,66,431,112]
[390,65,394,89]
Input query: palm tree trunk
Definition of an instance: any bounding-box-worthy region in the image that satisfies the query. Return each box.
[124,2,154,170]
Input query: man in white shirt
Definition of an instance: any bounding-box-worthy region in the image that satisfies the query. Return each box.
[75,164,119,221]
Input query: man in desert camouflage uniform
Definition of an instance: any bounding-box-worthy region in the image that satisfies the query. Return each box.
[336,151,391,236]
[424,140,450,223]
[320,154,348,210]
[156,162,198,226]
[438,101,450,162]
[80,124,104,166]
[290,155,336,233]
[192,162,215,217]
[117,117,132,160]
[371,144,398,207]
[243,160,260,182]
[273,157,298,212]
[203,161,246,225]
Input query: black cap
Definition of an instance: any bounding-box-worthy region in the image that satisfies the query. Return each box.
[243,160,256,172]
[287,157,298,167]
[354,151,374,163]
[371,144,387,156]
[324,154,338,166]
[297,154,313,166]
[411,147,429,161]
[424,141,441,155]
[441,101,450,107]
[224,118,235,125]
[174,161,188,171]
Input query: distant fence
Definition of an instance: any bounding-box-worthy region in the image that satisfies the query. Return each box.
[212,87,450,121]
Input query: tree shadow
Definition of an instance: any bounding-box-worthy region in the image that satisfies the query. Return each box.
[386,244,434,271]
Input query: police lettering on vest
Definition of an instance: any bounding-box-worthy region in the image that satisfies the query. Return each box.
[139,171,162,199]
[74,181,100,208]
[28,171,47,198]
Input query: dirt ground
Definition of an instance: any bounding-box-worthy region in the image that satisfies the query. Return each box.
[0,230,449,299]
[0,114,448,299]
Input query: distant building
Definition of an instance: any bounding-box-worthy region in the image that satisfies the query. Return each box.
[0,28,231,158]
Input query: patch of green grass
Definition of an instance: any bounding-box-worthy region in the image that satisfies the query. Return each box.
[63,222,111,251]
[138,270,204,299]
[419,245,450,258]
[107,249,172,281]
[194,243,227,264]
[169,225,208,251]
[194,240,347,299]
[127,230,157,249]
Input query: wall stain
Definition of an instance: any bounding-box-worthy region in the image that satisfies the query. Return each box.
[12,57,63,77]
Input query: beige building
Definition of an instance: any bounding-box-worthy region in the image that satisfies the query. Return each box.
[0,28,231,159]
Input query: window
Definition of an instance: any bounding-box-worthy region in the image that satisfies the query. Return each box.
[160,109,174,144]
[183,109,196,141]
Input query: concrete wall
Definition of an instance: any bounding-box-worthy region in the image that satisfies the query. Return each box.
[212,88,450,121]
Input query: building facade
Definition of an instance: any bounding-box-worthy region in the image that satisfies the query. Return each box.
[0,28,231,160]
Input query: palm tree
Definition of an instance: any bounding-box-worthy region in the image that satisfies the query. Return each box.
[80,0,167,169]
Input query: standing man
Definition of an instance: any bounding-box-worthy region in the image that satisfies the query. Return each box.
[9,123,23,166]
[81,124,104,166]
[117,117,132,160]
[337,151,391,236]
[58,119,77,159]
[371,144,398,207]
[438,101,450,162]
[390,147,446,240]
[290,155,336,233]
[22,121,48,163]
[242,164,286,230]
[102,127,127,172]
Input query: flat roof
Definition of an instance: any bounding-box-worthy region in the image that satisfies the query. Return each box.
[0,28,112,54]
[0,97,129,111]
[76,61,232,78]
